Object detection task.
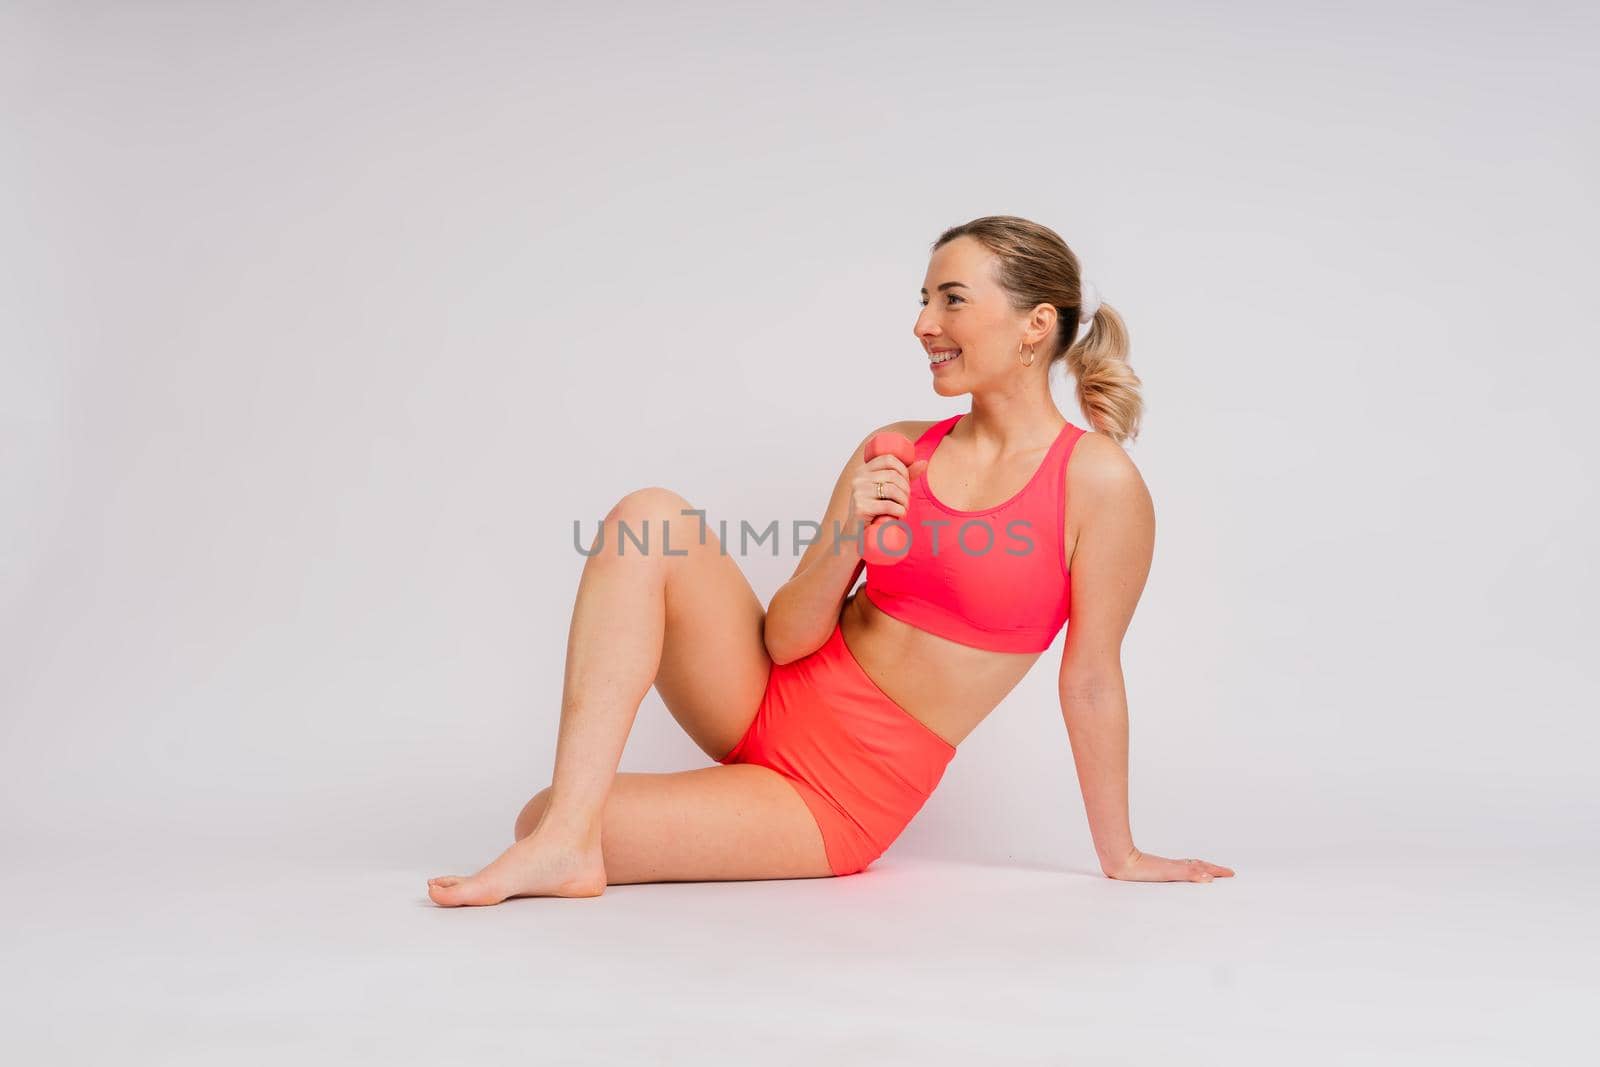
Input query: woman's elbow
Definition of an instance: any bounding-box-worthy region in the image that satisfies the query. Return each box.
[762,614,817,666]
[762,627,794,666]
[763,618,815,666]
[1058,658,1125,700]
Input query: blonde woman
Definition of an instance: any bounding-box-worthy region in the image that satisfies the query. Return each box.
[429,215,1233,905]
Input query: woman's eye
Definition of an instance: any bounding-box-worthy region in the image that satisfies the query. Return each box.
[918,295,965,307]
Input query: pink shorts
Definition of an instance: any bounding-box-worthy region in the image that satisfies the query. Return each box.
[718,620,958,876]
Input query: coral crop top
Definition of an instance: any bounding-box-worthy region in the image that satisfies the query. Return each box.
[859,413,1086,653]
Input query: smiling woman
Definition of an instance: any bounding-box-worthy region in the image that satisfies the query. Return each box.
[916,220,1137,445]
[427,215,1232,907]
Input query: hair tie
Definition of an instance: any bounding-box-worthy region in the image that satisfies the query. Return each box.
[1078,278,1102,324]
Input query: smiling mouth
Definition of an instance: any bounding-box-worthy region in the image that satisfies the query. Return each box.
[929,349,961,365]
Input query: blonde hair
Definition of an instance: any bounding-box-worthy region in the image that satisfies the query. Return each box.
[932,215,1144,445]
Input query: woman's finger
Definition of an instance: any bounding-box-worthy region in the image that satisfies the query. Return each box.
[1179,857,1232,874]
[861,471,912,500]
[1105,851,1233,883]
[865,454,908,477]
[858,478,907,507]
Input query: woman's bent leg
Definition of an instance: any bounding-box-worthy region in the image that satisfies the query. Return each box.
[427,487,779,906]
[540,486,773,835]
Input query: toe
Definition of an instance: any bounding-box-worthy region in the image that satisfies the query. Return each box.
[428,874,509,907]
[428,881,468,906]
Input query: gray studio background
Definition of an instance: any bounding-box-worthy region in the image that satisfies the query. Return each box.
[4,1,1596,882]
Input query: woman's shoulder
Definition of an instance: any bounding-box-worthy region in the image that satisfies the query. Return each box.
[870,416,947,443]
[1064,427,1148,504]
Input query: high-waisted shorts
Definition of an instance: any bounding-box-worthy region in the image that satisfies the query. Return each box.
[718,619,958,876]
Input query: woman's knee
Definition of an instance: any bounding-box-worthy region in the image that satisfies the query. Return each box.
[599,487,703,562]
[606,486,693,523]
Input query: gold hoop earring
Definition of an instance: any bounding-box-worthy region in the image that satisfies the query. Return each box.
[1018,343,1036,368]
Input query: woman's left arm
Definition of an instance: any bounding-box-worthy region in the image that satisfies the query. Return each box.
[1058,435,1234,884]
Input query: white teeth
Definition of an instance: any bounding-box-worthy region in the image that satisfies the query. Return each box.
[930,350,961,364]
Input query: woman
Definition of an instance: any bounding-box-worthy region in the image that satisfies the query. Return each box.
[428,215,1233,906]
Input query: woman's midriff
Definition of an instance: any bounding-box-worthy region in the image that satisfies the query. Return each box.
[837,590,1043,749]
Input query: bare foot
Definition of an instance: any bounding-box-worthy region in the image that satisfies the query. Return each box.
[427,831,607,907]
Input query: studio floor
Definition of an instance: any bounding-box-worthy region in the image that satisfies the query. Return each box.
[3,842,1588,1064]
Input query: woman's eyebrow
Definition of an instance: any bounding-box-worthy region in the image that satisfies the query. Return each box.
[919,281,971,294]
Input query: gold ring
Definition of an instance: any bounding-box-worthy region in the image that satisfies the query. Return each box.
[876,482,887,499]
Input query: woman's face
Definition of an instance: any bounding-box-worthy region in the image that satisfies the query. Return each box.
[913,235,1029,396]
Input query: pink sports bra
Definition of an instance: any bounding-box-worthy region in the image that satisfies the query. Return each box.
[859,413,1086,653]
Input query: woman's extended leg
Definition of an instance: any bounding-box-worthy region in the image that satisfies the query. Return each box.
[427,487,830,906]
[508,768,831,885]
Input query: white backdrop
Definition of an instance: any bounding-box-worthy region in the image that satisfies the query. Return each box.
[3,0,1595,882]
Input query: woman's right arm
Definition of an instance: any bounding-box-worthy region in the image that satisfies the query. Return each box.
[763,423,926,665]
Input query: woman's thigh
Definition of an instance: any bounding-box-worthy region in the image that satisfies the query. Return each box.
[518,768,833,883]
[610,487,772,762]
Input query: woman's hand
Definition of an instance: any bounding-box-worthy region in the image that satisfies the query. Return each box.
[1102,847,1234,883]
[843,453,928,543]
